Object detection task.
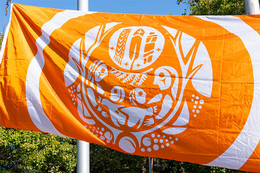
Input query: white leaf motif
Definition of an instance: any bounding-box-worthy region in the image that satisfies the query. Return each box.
[191,43,213,98]
[172,100,189,126]
[86,119,96,125]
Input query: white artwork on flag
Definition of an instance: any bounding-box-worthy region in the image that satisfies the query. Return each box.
[23,8,260,169]
[64,23,213,154]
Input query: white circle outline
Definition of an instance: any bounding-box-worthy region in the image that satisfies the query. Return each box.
[198,16,260,169]
[26,10,92,136]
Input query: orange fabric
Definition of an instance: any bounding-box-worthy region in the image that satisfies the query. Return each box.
[1,3,260,172]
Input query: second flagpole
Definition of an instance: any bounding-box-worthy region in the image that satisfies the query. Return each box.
[244,0,260,14]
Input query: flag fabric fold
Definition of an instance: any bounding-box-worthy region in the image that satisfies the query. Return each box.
[1,3,260,172]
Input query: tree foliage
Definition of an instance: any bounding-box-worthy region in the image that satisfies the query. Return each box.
[90,145,147,172]
[177,0,245,15]
[151,158,246,173]
[0,127,77,172]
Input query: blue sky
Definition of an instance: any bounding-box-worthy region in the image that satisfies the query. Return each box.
[0,0,188,34]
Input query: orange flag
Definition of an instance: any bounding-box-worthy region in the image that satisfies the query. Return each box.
[1,3,260,172]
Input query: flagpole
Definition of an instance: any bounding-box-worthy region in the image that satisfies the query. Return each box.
[149,157,152,173]
[77,140,90,173]
[76,1,90,172]
[78,0,89,12]
[244,0,260,14]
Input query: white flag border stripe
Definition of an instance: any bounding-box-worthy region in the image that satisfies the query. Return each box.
[26,10,93,137]
[198,16,260,169]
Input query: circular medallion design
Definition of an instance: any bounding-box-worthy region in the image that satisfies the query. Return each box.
[64,23,214,154]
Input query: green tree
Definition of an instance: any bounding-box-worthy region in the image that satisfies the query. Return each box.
[0,126,148,173]
[0,127,77,172]
[151,158,246,173]
[177,0,245,15]
[90,145,147,172]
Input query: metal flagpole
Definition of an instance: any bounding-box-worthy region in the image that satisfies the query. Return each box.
[78,0,89,12]
[148,157,152,173]
[76,1,90,172]
[77,140,90,173]
[244,0,260,14]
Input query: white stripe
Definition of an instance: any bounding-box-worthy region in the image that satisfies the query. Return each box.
[198,16,260,169]
[0,3,13,65]
[26,9,93,136]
